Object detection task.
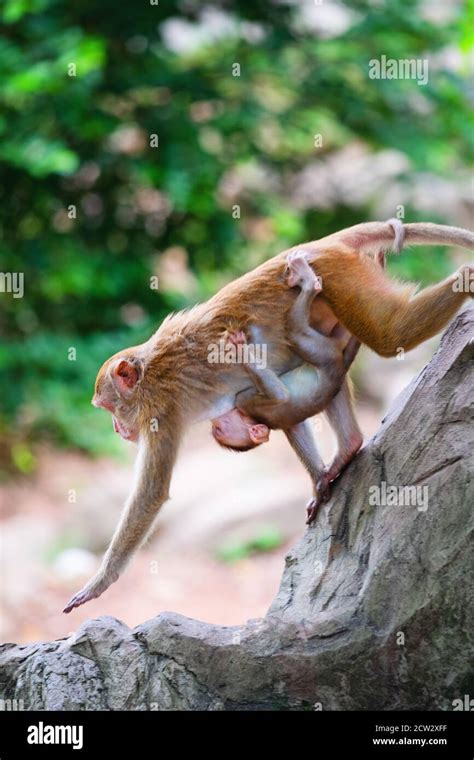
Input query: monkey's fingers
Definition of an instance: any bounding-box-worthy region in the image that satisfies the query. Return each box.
[63,590,94,613]
[306,506,318,525]
[286,249,309,266]
[226,330,247,347]
[306,496,322,525]
[63,581,104,613]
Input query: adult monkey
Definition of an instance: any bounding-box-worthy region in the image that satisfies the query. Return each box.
[63,220,474,613]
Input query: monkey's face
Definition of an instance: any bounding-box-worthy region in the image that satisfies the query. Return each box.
[92,355,143,442]
[211,409,270,451]
[111,414,139,442]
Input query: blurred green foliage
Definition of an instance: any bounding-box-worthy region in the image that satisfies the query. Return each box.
[0,0,472,473]
[216,526,283,562]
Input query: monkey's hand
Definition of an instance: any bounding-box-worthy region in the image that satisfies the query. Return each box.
[306,473,333,524]
[286,250,322,293]
[307,439,363,525]
[63,569,118,613]
[226,330,247,348]
[306,496,323,525]
[306,493,329,525]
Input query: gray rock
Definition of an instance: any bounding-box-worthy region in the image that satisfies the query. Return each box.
[1,308,473,711]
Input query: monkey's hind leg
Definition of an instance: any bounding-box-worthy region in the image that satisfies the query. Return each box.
[382,264,474,354]
[316,253,473,356]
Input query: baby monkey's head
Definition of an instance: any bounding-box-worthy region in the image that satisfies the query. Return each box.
[211,409,270,452]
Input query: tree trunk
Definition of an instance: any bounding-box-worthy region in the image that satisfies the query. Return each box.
[1,307,473,711]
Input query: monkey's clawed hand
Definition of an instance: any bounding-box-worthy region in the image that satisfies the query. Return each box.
[226,329,247,347]
[306,476,332,524]
[63,570,118,613]
[306,443,364,524]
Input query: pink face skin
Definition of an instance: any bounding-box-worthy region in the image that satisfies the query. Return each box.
[211,408,270,450]
[112,414,139,442]
[91,395,139,442]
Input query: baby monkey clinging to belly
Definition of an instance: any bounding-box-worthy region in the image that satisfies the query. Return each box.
[211,250,363,523]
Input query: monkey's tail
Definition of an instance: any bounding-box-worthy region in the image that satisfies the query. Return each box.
[313,220,474,257]
[403,222,474,250]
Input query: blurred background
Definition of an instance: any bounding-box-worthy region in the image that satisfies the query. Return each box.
[0,0,473,643]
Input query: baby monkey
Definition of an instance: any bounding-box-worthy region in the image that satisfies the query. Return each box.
[211,250,362,523]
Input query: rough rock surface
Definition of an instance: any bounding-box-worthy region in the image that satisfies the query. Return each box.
[1,308,473,711]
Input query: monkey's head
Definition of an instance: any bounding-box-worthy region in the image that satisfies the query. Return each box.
[92,353,144,443]
[211,409,270,452]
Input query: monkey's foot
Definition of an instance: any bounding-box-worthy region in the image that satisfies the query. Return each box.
[321,436,364,493]
[226,330,247,347]
[286,250,321,292]
[63,572,117,613]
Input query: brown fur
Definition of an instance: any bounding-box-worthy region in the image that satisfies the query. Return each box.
[63,220,473,612]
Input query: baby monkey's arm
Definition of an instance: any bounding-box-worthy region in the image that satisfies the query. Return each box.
[284,251,363,522]
[229,329,327,517]
[227,330,289,404]
[285,249,361,373]
[285,252,364,518]
[234,248,354,407]
[230,251,363,523]
[229,253,335,517]
[236,249,357,414]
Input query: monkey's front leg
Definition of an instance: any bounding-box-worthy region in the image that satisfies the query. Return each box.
[284,420,328,524]
[318,380,363,501]
[63,429,179,612]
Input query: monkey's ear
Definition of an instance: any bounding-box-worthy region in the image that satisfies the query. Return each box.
[249,424,270,445]
[112,359,142,396]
